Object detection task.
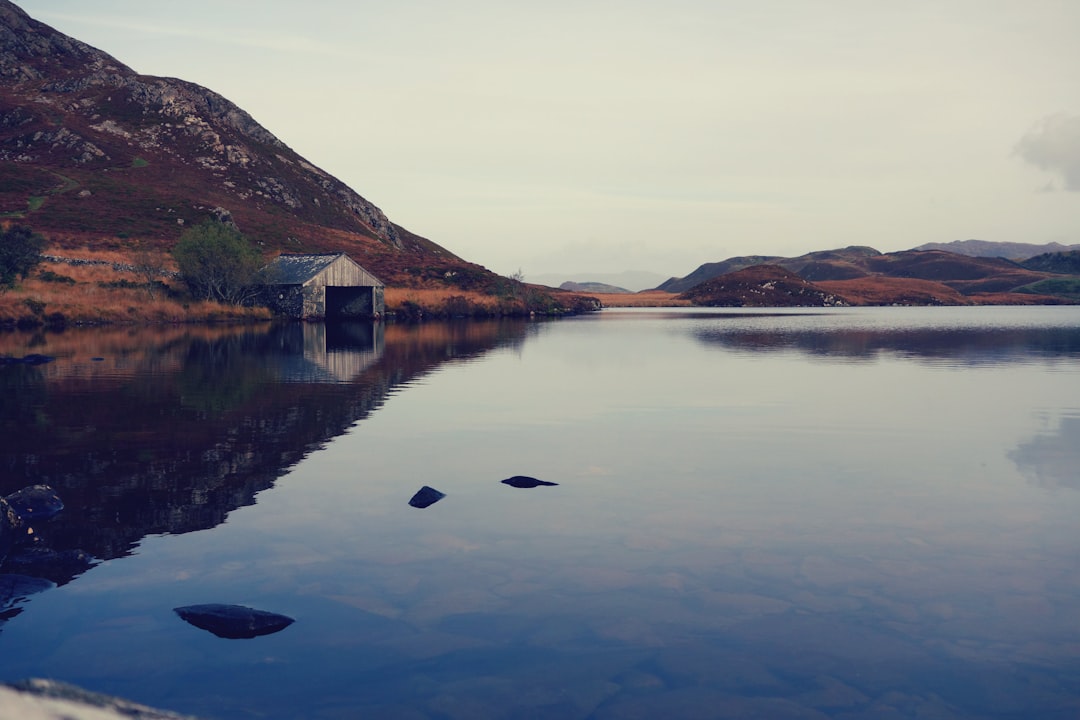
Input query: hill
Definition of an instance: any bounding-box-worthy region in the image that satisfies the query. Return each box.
[665,246,1074,306]
[0,1,593,318]
[559,281,631,294]
[678,265,848,307]
[913,239,1080,259]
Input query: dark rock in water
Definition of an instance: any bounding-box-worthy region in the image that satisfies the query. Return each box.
[3,547,97,585]
[0,499,20,564]
[5,485,64,521]
[0,573,56,607]
[0,354,57,365]
[174,603,295,639]
[408,485,446,508]
[501,475,558,489]
[21,354,55,365]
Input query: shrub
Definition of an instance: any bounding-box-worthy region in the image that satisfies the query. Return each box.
[0,224,45,290]
[172,220,262,305]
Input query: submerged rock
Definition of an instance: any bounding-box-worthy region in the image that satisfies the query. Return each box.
[5,485,64,522]
[173,603,295,639]
[0,354,56,365]
[501,476,558,489]
[408,485,446,509]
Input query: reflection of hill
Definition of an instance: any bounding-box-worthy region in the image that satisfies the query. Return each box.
[0,320,530,587]
[692,325,1080,365]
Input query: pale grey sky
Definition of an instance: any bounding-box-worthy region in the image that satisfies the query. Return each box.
[14,0,1080,278]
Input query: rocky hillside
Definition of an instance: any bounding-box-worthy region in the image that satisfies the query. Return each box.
[678,265,848,307]
[0,0,567,306]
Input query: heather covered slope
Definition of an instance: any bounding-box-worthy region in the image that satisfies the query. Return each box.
[0,0,562,306]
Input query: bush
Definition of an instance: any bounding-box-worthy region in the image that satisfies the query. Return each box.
[0,225,45,290]
[173,220,262,305]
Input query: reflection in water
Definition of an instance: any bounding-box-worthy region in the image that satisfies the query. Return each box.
[1011,414,1080,490]
[0,308,1078,719]
[693,324,1080,365]
[0,320,530,605]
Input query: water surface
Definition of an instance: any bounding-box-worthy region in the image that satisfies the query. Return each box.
[1,307,1078,719]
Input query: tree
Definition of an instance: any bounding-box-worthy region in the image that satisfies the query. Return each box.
[132,246,171,299]
[172,220,262,304]
[0,225,45,291]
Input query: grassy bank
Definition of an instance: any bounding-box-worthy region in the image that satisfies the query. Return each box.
[0,249,604,328]
[0,250,271,328]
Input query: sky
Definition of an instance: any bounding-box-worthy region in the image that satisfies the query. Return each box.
[12,0,1080,280]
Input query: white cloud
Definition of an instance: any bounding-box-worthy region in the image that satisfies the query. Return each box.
[1016,113,1080,191]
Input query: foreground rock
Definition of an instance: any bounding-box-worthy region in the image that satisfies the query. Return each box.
[501,476,559,489]
[173,603,295,639]
[0,679,200,720]
[5,485,64,522]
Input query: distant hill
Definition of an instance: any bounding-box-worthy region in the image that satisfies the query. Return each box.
[559,281,631,294]
[1020,250,1080,275]
[678,265,847,307]
[666,246,1074,306]
[658,246,883,294]
[529,270,667,293]
[913,240,1080,259]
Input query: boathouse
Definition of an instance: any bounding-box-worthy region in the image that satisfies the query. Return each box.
[260,253,384,320]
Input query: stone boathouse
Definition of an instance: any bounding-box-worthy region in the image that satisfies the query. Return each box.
[260,253,384,320]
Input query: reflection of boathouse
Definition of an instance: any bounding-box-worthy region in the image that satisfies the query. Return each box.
[261,253,384,320]
[277,322,384,384]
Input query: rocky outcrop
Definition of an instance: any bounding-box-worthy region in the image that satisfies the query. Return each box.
[0,0,401,247]
[679,265,848,307]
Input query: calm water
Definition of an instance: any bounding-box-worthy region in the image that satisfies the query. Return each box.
[1,307,1079,719]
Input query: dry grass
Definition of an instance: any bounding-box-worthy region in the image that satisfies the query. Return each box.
[0,250,270,326]
[384,286,501,311]
[594,290,691,307]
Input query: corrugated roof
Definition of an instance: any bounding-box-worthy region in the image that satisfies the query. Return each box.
[261,253,345,285]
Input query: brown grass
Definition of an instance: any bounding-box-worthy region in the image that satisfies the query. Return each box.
[384,287,500,311]
[0,250,270,326]
[594,290,691,308]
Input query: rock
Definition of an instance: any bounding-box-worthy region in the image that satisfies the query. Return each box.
[408,486,446,509]
[5,485,64,521]
[1,678,201,719]
[0,354,55,365]
[501,476,558,489]
[173,603,295,639]
[0,498,19,563]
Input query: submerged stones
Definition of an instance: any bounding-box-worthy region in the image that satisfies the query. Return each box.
[408,486,446,509]
[501,476,558,489]
[173,603,295,639]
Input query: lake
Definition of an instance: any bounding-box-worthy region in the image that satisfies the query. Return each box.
[1,307,1079,719]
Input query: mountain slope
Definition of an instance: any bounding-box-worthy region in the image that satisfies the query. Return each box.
[0,0,472,286]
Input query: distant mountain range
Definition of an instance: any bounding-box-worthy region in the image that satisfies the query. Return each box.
[913,240,1080,259]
